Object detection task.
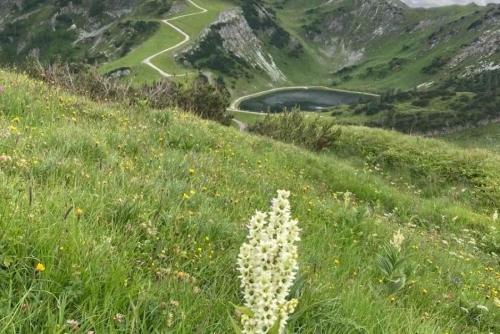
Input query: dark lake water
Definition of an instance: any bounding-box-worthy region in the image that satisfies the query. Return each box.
[238,88,373,113]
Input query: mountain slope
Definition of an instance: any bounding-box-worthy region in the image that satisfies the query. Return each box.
[1,67,500,333]
[0,0,173,64]
[269,0,500,90]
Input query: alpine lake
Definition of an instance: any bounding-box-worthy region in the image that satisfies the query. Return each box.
[236,87,377,113]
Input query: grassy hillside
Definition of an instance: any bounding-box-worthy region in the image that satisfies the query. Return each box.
[1,69,500,333]
[441,122,500,154]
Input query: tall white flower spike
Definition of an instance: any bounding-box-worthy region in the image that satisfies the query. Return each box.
[235,190,300,334]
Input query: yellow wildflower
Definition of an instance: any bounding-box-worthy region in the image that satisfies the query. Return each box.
[76,208,83,216]
[35,263,45,272]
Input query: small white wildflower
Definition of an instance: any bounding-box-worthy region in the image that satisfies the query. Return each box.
[492,210,498,222]
[0,155,12,163]
[167,312,174,327]
[113,313,124,323]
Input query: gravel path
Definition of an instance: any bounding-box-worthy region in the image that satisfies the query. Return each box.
[141,0,208,77]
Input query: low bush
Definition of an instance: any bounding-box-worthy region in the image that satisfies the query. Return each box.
[411,98,431,108]
[248,110,341,151]
[177,81,232,125]
[21,56,232,125]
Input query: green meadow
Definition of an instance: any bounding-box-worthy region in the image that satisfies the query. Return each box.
[0,69,499,333]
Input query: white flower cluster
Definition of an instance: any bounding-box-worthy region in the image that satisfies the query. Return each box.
[237,190,300,334]
[390,229,405,253]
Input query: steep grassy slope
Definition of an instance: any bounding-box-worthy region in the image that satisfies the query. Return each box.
[1,69,500,333]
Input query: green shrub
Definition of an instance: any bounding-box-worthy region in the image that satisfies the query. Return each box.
[421,56,449,75]
[22,56,231,125]
[89,0,105,17]
[248,110,341,151]
[177,80,232,126]
[411,98,431,107]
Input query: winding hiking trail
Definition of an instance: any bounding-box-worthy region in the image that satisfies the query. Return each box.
[141,0,207,77]
[140,0,254,131]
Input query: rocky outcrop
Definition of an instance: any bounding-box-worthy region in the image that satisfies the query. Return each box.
[450,30,500,68]
[107,67,131,78]
[317,0,405,42]
[179,8,287,82]
[306,0,406,69]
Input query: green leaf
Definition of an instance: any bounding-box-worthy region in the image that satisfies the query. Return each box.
[389,275,406,294]
[227,310,242,334]
[268,314,282,334]
[393,258,406,271]
[230,302,255,318]
[375,254,393,277]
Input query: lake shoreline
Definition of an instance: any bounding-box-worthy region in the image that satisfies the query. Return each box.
[230,86,380,112]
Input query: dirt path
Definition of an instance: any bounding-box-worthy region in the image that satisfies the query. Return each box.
[232,118,247,132]
[141,0,207,77]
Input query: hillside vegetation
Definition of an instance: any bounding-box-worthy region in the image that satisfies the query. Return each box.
[3,0,500,95]
[0,0,174,65]
[1,69,500,333]
[176,0,500,95]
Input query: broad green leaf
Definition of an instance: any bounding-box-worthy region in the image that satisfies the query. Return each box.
[375,254,393,277]
[389,275,406,294]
